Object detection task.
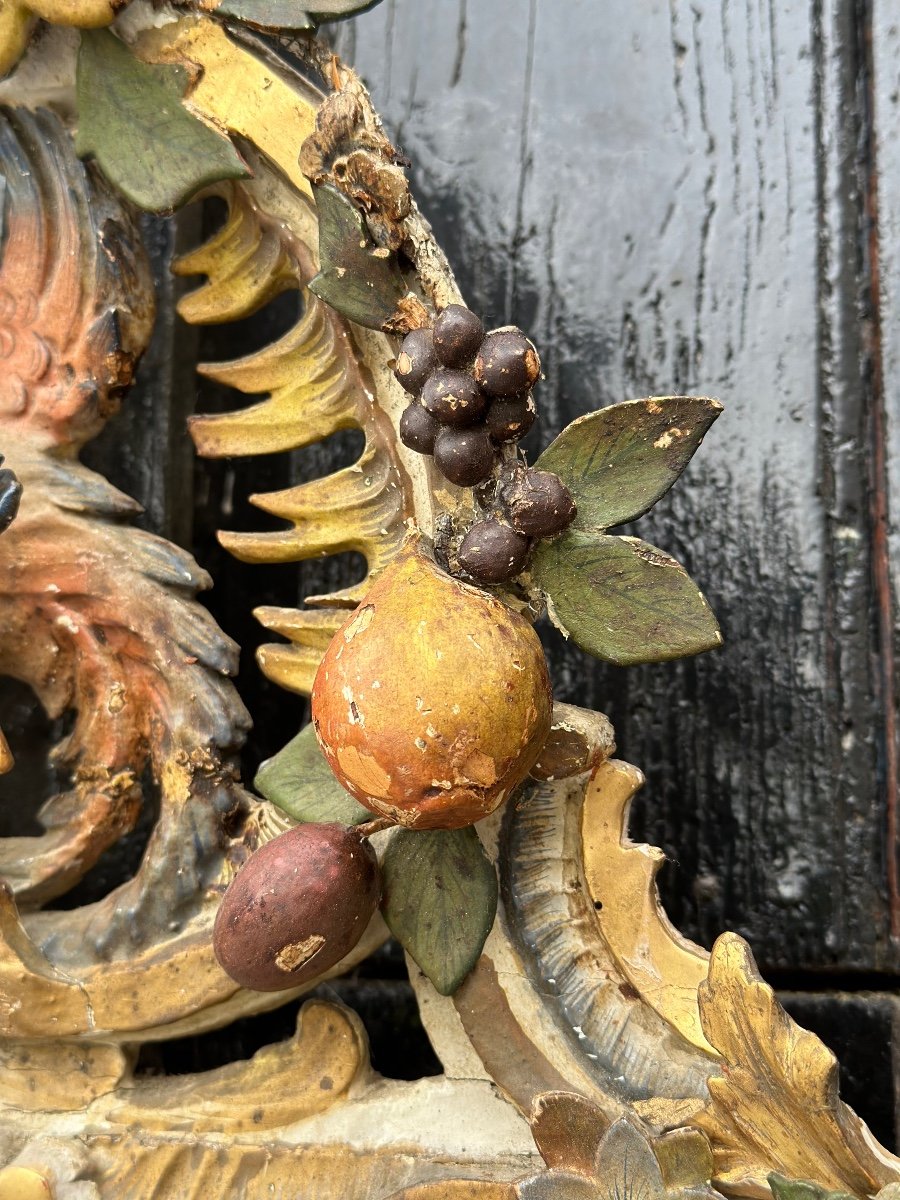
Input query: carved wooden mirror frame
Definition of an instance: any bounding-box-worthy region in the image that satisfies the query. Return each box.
[0,5,897,1198]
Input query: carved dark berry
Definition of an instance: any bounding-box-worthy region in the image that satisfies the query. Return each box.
[485,394,537,443]
[433,426,496,487]
[399,402,441,454]
[0,464,22,536]
[458,519,530,585]
[500,468,577,538]
[474,327,541,397]
[422,367,487,426]
[433,304,484,367]
[394,327,439,394]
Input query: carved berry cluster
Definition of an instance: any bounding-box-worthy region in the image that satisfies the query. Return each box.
[458,463,577,585]
[395,306,539,484]
[394,306,576,586]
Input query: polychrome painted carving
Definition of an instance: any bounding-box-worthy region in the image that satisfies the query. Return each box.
[0,4,897,1198]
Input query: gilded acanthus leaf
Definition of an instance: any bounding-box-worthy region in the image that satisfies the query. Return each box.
[695,933,900,1198]
[425,750,718,1123]
[579,759,716,1056]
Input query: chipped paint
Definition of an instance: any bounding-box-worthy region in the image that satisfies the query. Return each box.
[275,934,326,972]
[343,603,374,641]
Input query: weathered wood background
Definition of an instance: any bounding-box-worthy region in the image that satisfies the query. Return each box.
[1,0,899,1149]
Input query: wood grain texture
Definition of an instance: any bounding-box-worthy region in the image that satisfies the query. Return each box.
[331,0,899,972]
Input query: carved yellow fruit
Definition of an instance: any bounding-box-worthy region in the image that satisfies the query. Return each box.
[311,542,552,829]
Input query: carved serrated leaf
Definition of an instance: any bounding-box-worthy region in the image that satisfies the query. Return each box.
[579,760,715,1055]
[181,173,411,692]
[171,37,456,696]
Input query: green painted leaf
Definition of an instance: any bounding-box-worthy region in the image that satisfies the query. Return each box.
[215,0,315,28]
[308,0,385,18]
[309,183,408,329]
[76,29,249,213]
[535,396,722,531]
[768,1176,857,1200]
[254,724,371,826]
[532,530,721,665]
[381,827,498,996]
[212,0,383,27]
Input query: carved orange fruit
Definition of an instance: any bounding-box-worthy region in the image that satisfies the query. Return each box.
[311,542,552,829]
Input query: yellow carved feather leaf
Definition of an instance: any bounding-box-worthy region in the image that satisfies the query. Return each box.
[148,15,463,698]
[174,189,296,323]
[178,159,415,694]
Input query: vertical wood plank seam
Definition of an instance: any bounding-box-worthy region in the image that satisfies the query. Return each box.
[811,0,846,955]
[858,0,900,941]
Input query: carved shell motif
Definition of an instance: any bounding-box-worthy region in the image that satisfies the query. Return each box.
[0,7,897,1200]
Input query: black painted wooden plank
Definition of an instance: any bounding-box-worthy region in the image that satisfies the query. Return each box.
[332,0,898,971]
[871,2,900,951]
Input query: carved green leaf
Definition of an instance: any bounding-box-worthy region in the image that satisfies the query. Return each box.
[307,0,386,18]
[215,0,315,28]
[76,29,249,213]
[213,0,383,27]
[532,530,721,665]
[768,1176,857,1200]
[381,827,498,996]
[309,183,408,329]
[254,724,371,826]
[535,397,722,531]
